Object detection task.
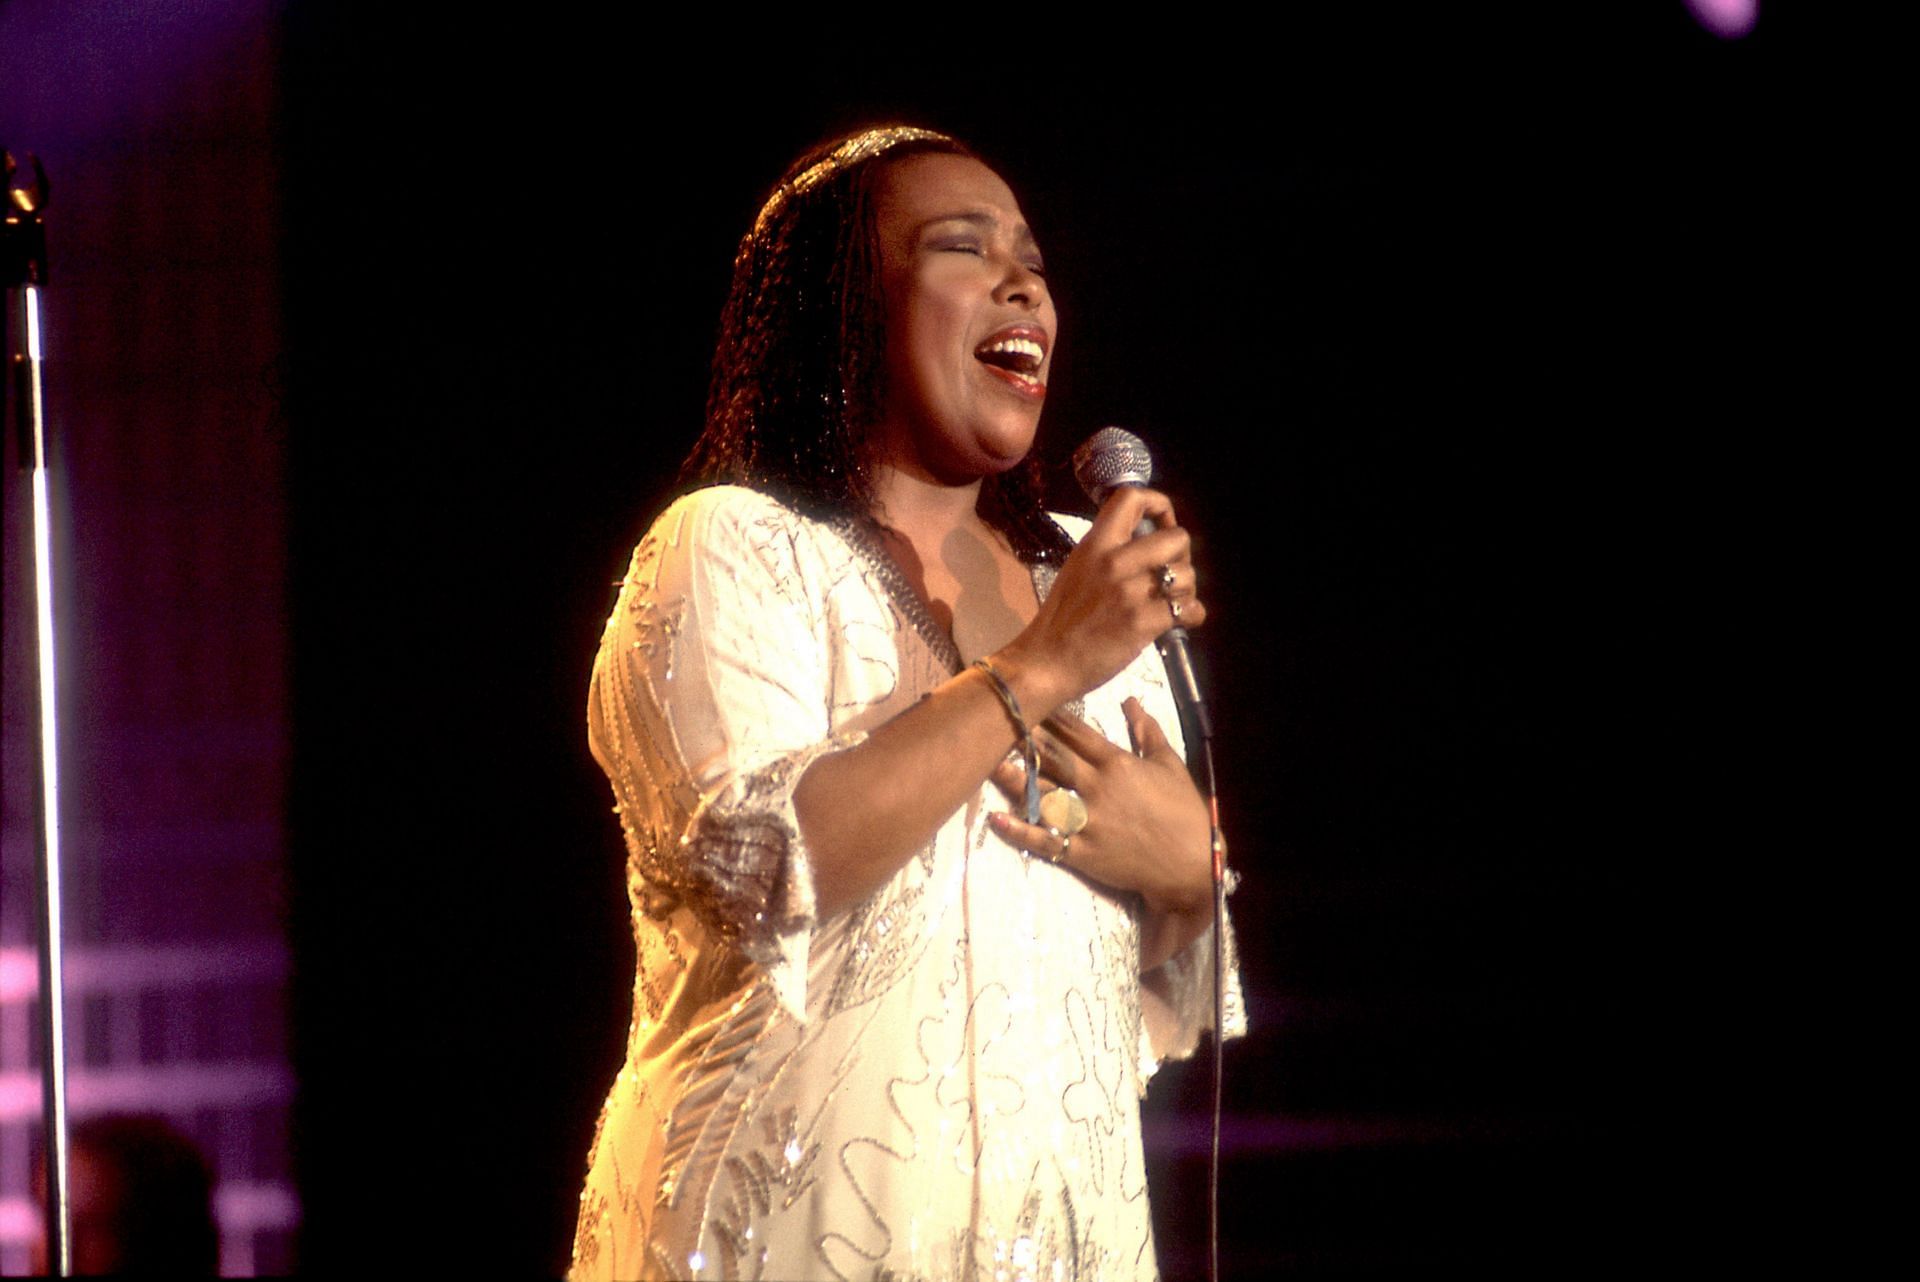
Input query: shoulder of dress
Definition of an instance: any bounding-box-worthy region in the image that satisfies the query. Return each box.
[657,483,800,528]
[639,485,828,557]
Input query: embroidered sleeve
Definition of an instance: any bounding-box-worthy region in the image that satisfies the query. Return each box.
[589,487,859,1022]
[1139,912,1248,1078]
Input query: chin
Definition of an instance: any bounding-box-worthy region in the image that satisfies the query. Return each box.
[891,398,1040,484]
[981,417,1044,470]
[955,435,1037,483]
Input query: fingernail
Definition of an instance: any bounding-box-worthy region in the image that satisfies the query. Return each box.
[987,812,1008,831]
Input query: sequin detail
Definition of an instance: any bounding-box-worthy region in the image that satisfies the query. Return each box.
[568,489,1240,1282]
[680,749,831,954]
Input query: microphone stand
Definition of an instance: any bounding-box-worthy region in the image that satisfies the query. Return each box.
[4,147,73,1278]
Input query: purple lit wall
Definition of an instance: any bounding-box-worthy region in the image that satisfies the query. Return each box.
[0,2,295,1272]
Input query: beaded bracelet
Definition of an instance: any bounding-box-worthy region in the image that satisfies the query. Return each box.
[972,656,1040,824]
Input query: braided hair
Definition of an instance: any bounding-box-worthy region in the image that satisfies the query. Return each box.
[680,127,1074,566]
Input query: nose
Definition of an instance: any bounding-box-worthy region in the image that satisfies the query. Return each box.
[994,253,1046,311]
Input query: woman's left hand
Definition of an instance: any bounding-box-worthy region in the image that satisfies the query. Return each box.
[988,698,1213,920]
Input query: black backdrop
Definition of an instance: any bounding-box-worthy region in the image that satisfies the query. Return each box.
[281,10,1787,1274]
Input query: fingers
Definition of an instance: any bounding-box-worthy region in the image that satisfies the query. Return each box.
[1033,702,1179,796]
[1032,734,1082,791]
[987,810,1073,865]
[1019,485,1207,704]
[1122,697,1177,760]
[1040,711,1122,772]
[1087,488,1191,580]
[1151,563,1199,601]
[1083,489,1202,617]
[1147,555,1207,630]
[994,748,1077,802]
[1108,524,1193,586]
[1074,521,1203,631]
[989,753,1028,801]
[994,712,1118,815]
[1083,486,1178,553]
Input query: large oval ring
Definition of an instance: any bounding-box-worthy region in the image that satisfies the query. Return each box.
[1039,786,1088,837]
[1157,564,1178,598]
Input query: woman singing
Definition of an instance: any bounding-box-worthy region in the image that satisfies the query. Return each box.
[570,126,1242,1282]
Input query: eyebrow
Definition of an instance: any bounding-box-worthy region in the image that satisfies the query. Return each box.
[917,211,1040,251]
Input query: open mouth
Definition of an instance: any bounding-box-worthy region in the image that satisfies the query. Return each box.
[974,328,1048,396]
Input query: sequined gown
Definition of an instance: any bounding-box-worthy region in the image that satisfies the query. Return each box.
[569,486,1243,1282]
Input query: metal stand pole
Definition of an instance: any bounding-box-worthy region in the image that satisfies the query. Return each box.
[5,146,72,1279]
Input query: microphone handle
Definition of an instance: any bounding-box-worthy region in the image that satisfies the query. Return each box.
[1128,512,1214,742]
[1156,631,1213,742]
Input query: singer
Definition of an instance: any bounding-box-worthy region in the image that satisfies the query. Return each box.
[569,127,1243,1282]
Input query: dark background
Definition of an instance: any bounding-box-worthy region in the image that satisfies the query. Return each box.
[8,2,1795,1274]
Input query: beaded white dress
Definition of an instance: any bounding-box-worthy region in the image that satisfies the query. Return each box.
[568,485,1243,1282]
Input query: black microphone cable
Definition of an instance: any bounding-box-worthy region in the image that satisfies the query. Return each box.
[1073,428,1231,1282]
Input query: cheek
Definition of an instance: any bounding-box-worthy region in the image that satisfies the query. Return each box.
[897,297,970,396]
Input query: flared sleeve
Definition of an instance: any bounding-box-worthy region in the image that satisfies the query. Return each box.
[588,487,861,1022]
[1140,911,1248,1075]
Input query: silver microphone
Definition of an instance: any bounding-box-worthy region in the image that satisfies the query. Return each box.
[1071,428,1213,741]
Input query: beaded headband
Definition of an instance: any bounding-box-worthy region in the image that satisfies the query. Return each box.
[749,126,958,241]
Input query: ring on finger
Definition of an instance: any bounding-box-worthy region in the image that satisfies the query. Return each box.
[1039,786,1088,836]
[1044,825,1075,867]
[1041,825,1071,865]
[1157,564,1178,598]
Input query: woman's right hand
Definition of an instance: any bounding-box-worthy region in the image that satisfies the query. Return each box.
[993,485,1206,719]
[796,485,1203,918]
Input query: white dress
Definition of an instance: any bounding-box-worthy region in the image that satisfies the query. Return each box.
[569,485,1243,1282]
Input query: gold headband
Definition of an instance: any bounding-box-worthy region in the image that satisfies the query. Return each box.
[750,126,956,240]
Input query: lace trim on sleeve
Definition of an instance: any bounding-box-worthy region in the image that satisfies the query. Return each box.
[1138,911,1248,1083]
[673,732,865,1021]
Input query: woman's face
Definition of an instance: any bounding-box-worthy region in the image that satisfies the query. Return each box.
[870,152,1055,485]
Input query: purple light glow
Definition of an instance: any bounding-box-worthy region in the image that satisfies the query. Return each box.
[1144,1112,1480,1156]
[1684,0,1759,38]
[0,942,294,1122]
[0,0,277,147]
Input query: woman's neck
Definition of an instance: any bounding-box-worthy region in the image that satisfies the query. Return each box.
[867,458,986,543]
[865,459,1034,661]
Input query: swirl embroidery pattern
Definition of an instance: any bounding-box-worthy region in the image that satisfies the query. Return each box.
[569,488,1241,1282]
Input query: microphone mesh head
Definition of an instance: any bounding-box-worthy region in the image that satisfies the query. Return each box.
[1072,427,1155,504]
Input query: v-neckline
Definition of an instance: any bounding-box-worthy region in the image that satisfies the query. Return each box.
[828,515,1058,678]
